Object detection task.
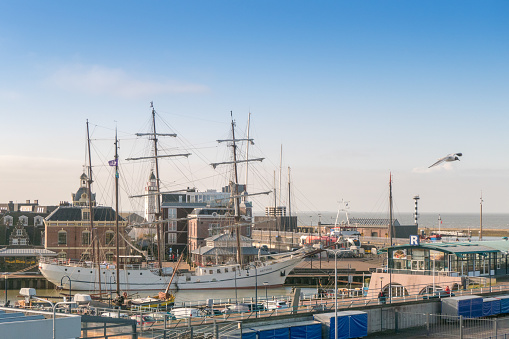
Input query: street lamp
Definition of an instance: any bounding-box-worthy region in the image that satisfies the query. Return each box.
[109,276,116,307]
[327,249,341,339]
[247,263,258,317]
[263,281,268,304]
[60,275,72,312]
[53,301,76,339]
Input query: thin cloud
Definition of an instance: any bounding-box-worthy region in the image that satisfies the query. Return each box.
[412,162,456,174]
[46,64,209,98]
[0,90,22,100]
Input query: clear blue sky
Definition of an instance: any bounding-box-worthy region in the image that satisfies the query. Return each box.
[0,1,508,216]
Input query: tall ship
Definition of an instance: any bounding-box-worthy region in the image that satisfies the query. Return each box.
[39,105,308,291]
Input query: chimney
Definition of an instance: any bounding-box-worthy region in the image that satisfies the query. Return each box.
[26,200,30,204]
[34,200,39,204]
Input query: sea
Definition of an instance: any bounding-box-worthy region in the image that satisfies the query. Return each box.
[292,212,509,230]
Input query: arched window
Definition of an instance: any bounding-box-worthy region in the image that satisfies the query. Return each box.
[82,230,91,245]
[58,230,67,245]
[105,231,115,245]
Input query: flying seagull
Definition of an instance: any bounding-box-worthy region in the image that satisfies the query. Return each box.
[429,153,463,168]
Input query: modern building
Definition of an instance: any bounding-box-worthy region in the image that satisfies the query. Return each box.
[368,240,509,300]
[44,173,127,260]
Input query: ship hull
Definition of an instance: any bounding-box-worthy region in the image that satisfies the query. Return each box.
[39,256,303,291]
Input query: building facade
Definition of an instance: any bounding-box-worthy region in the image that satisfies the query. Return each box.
[44,173,127,260]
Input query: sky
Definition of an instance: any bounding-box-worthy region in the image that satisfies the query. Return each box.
[0,1,508,217]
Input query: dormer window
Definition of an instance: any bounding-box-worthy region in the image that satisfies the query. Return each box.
[82,210,90,221]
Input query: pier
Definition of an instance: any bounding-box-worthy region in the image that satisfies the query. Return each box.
[1,273,54,290]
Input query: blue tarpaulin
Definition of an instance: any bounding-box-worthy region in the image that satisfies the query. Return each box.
[443,296,483,318]
[483,298,501,317]
[497,296,509,314]
[321,311,368,339]
[349,312,368,338]
[258,328,289,339]
[330,315,349,339]
[289,323,322,339]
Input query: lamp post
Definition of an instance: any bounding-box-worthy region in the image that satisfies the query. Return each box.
[263,281,268,304]
[234,266,238,305]
[53,301,76,339]
[60,275,72,312]
[3,274,7,306]
[109,276,115,307]
[327,249,340,339]
[247,264,258,317]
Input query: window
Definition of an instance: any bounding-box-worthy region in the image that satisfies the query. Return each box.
[168,232,177,244]
[58,231,67,245]
[82,231,91,245]
[16,229,23,236]
[208,223,221,236]
[105,252,114,262]
[82,210,90,221]
[19,239,27,245]
[105,231,115,245]
[57,251,67,259]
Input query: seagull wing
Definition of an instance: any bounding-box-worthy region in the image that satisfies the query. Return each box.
[428,156,447,168]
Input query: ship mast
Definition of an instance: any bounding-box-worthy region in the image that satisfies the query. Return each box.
[230,114,243,265]
[151,104,164,274]
[129,102,190,274]
[86,120,101,297]
[114,127,120,296]
[211,112,265,266]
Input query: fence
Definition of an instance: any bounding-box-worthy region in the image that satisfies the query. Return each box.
[380,311,509,339]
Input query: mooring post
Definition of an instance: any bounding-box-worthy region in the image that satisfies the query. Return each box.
[459,315,463,339]
[426,313,430,336]
[395,310,398,333]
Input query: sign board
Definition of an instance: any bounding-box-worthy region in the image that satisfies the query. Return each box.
[393,249,407,260]
[410,235,420,246]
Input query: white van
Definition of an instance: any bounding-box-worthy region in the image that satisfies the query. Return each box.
[263,300,289,310]
[172,307,202,319]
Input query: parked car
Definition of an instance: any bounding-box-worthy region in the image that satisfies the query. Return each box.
[101,312,129,319]
[172,307,202,319]
[130,315,156,327]
[422,290,455,300]
[147,312,175,321]
[221,304,250,314]
[202,308,222,317]
[263,300,289,310]
[245,303,265,312]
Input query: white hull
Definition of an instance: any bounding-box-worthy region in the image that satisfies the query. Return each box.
[39,255,303,291]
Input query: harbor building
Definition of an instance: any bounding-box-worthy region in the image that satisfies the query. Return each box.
[368,240,509,300]
[254,205,298,232]
[160,188,231,259]
[190,233,267,266]
[44,173,127,260]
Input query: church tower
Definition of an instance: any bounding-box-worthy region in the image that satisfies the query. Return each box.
[144,171,157,222]
[72,173,96,206]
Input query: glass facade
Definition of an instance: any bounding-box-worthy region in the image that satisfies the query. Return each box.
[389,246,500,277]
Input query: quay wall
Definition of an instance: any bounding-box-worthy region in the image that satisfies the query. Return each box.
[1,275,54,290]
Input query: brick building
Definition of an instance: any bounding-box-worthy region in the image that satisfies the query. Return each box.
[44,173,127,260]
